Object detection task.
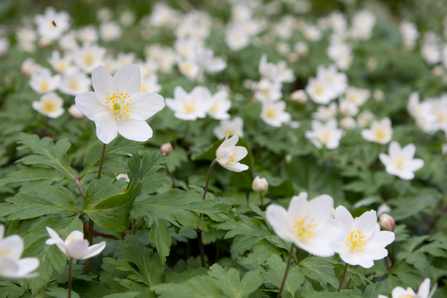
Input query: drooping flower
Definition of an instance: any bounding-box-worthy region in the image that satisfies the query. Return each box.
[215,134,248,172]
[305,118,344,149]
[378,278,435,298]
[213,117,244,139]
[32,92,65,118]
[0,225,40,279]
[266,192,344,257]
[75,63,165,144]
[361,117,393,144]
[45,227,106,260]
[332,206,395,268]
[379,141,424,180]
[165,86,212,120]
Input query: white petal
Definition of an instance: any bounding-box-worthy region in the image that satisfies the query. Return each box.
[118,119,153,142]
[334,205,354,233]
[288,193,308,218]
[64,231,84,246]
[14,258,40,278]
[0,258,19,277]
[266,204,294,242]
[401,143,416,159]
[91,65,113,102]
[0,235,23,261]
[307,194,334,223]
[409,159,424,172]
[79,241,106,259]
[351,251,374,268]
[67,239,89,259]
[173,85,188,100]
[233,146,248,162]
[113,63,140,95]
[95,113,118,144]
[388,141,401,156]
[129,93,165,121]
[45,227,64,245]
[75,91,108,122]
[354,210,377,239]
[418,278,431,298]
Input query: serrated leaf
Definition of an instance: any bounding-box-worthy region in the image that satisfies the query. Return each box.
[127,151,166,194]
[300,257,339,288]
[102,292,141,298]
[149,218,172,264]
[214,217,271,239]
[0,281,25,298]
[0,167,63,187]
[152,275,223,298]
[46,286,80,298]
[164,267,208,284]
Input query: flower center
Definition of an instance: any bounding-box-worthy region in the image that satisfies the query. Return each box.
[394,157,405,169]
[183,100,196,113]
[42,100,56,112]
[225,129,235,136]
[320,131,331,143]
[69,80,78,90]
[210,103,219,113]
[374,128,386,140]
[292,215,316,242]
[66,236,77,245]
[104,89,134,121]
[84,53,94,66]
[314,85,324,95]
[225,151,237,166]
[40,81,49,91]
[398,295,413,298]
[437,112,446,123]
[0,248,12,259]
[266,107,277,119]
[140,83,148,93]
[57,61,68,71]
[348,94,357,103]
[180,63,193,74]
[346,229,366,253]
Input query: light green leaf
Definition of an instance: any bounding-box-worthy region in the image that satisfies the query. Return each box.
[149,218,172,264]
[46,286,80,298]
[300,257,339,288]
[0,281,25,298]
[0,167,63,187]
[208,264,262,298]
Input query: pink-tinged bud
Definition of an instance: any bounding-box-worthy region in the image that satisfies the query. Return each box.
[38,36,52,48]
[160,143,173,155]
[379,214,395,231]
[285,154,292,164]
[290,90,308,103]
[252,176,268,192]
[68,105,85,119]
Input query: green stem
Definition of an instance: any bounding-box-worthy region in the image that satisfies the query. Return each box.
[338,263,348,292]
[277,244,294,298]
[197,159,217,267]
[88,143,106,273]
[68,258,73,298]
[181,122,190,147]
[164,163,177,188]
[260,192,264,211]
[345,265,357,289]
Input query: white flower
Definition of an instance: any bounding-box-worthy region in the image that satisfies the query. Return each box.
[177,59,200,80]
[305,118,344,149]
[345,87,370,106]
[316,65,348,97]
[357,110,374,128]
[75,64,165,144]
[254,79,283,102]
[226,25,250,51]
[165,86,212,121]
[305,78,337,104]
[68,105,84,119]
[339,98,359,116]
[266,192,344,257]
[32,92,65,118]
[29,68,61,94]
[378,278,435,298]
[340,116,356,130]
[407,92,432,119]
[207,90,231,120]
[421,44,441,65]
[400,21,419,50]
[140,75,162,94]
[216,134,248,172]
[260,100,291,127]
[48,51,72,73]
[77,25,98,44]
[302,24,322,41]
[34,7,70,41]
[379,141,424,180]
[332,206,395,268]
[213,117,244,139]
[0,225,39,279]
[138,59,159,77]
[290,90,308,103]
[73,43,106,73]
[361,117,393,144]
[115,52,137,69]
[313,102,338,121]
[349,10,376,40]
[59,67,91,96]
[45,227,105,260]
[100,22,122,41]
[294,41,309,56]
[252,176,268,192]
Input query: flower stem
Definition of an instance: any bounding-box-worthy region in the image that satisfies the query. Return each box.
[391,242,395,269]
[181,121,190,147]
[277,244,294,298]
[345,265,357,289]
[164,163,177,188]
[338,263,348,292]
[68,258,73,298]
[260,192,264,211]
[88,143,107,273]
[197,159,217,268]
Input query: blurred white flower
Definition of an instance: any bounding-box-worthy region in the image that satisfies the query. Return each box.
[75,64,165,144]
[0,225,39,279]
[68,105,84,119]
[339,98,359,116]
[140,75,161,94]
[77,25,98,44]
[290,90,308,103]
[213,117,244,139]
[252,176,268,192]
[349,10,376,40]
[207,90,231,120]
[379,141,424,180]
[313,102,338,121]
[226,25,250,51]
[29,68,61,94]
[332,206,395,268]
[266,192,344,257]
[58,32,78,52]
[305,78,337,104]
[21,58,42,77]
[216,134,248,172]
[361,117,393,144]
[165,86,212,121]
[32,92,65,118]
[48,51,72,73]
[59,67,91,96]
[260,100,291,127]
[97,7,113,22]
[316,65,348,97]
[120,11,135,27]
[400,21,419,50]
[294,41,309,56]
[305,118,344,149]
[254,78,282,102]
[345,87,370,106]
[16,27,36,52]
[340,116,356,130]
[46,227,106,260]
[378,278,435,298]
[34,7,70,41]
[73,43,106,73]
[302,24,322,41]
[357,110,374,128]
[421,44,441,65]
[100,22,122,41]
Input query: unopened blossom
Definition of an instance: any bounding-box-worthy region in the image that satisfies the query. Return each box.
[29,68,60,94]
[0,225,40,279]
[379,214,395,232]
[34,7,70,41]
[332,206,395,268]
[266,192,344,257]
[260,100,291,127]
[165,86,212,120]
[340,116,356,130]
[305,78,337,104]
[252,176,268,192]
[361,117,392,144]
[46,227,106,260]
[357,110,374,128]
[305,118,344,149]
[216,134,248,172]
[379,141,424,180]
[213,117,244,139]
[68,105,84,119]
[59,67,91,96]
[207,90,231,120]
[32,92,65,118]
[378,278,435,298]
[290,90,308,103]
[75,64,165,144]
[160,143,173,155]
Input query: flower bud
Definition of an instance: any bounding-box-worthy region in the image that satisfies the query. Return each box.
[379,214,395,232]
[160,143,173,155]
[252,176,268,192]
[285,154,292,164]
[340,116,356,130]
[68,105,85,119]
[116,173,130,182]
[290,90,308,103]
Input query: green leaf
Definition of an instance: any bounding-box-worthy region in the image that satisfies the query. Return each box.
[102,293,141,298]
[164,267,208,284]
[16,133,76,179]
[83,177,141,232]
[149,218,172,264]
[214,217,271,239]
[0,167,63,187]
[0,185,78,220]
[46,286,80,298]
[127,151,166,194]
[242,239,284,265]
[390,192,437,220]
[152,275,223,298]
[300,257,339,288]
[363,282,390,298]
[262,254,304,298]
[0,281,25,298]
